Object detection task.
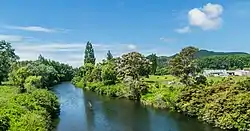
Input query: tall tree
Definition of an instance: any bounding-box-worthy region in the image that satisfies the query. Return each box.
[117,52,151,80]
[0,41,19,84]
[169,46,201,86]
[107,50,113,61]
[117,52,150,100]
[147,54,157,75]
[84,41,95,65]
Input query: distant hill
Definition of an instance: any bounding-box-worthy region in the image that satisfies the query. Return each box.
[156,49,248,68]
[195,49,248,58]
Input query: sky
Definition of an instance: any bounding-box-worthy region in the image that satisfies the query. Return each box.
[1,0,250,67]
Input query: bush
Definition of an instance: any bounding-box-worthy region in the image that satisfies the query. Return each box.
[24,76,43,92]
[0,116,10,131]
[9,112,49,131]
[0,86,59,131]
[101,62,117,85]
[177,78,250,130]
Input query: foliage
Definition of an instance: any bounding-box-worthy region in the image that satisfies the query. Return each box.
[24,76,43,92]
[177,78,250,130]
[71,43,250,131]
[117,52,151,80]
[82,63,95,82]
[147,53,157,75]
[141,83,183,109]
[195,75,207,85]
[195,49,248,58]
[0,86,59,131]
[84,41,95,65]
[0,40,19,85]
[86,82,127,97]
[124,76,149,100]
[107,50,113,61]
[90,64,102,82]
[155,67,170,75]
[169,46,201,86]
[197,54,250,70]
[101,61,117,85]
[154,50,248,74]
[8,56,74,89]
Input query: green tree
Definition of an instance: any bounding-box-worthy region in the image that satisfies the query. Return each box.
[107,50,113,61]
[101,61,117,85]
[117,52,150,100]
[169,46,201,86]
[24,76,43,92]
[147,54,157,75]
[0,41,19,85]
[197,54,250,70]
[90,64,102,82]
[84,41,95,65]
[117,52,151,80]
[83,63,95,82]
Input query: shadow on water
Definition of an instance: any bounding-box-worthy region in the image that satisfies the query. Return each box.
[53,82,224,131]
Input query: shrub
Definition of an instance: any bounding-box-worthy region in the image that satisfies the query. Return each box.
[0,116,10,131]
[177,78,250,130]
[24,76,43,92]
[0,86,59,131]
[101,62,117,85]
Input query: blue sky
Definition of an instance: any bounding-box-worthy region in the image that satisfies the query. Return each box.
[0,0,250,67]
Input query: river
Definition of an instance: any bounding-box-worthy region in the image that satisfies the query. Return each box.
[52,82,223,131]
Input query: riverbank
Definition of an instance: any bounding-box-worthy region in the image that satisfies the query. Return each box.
[0,54,74,131]
[73,76,250,131]
[0,85,59,131]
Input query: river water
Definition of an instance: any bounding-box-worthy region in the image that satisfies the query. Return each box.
[52,82,223,131]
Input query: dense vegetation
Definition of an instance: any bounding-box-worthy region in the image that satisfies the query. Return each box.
[197,54,250,70]
[0,40,74,131]
[72,42,250,131]
[154,50,250,75]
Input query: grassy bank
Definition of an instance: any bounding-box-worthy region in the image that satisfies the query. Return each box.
[0,86,59,131]
[73,75,250,131]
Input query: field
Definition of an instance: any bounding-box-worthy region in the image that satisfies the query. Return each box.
[143,75,247,84]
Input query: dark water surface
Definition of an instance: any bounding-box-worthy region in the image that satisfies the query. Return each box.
[52,82,223,131]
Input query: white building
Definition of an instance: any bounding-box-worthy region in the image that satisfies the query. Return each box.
[232,70,250,76]
[203,70,228,77]
[203,69,250,77]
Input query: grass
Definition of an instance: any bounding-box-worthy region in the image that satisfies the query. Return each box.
[144,75,247,84]
[142,75,179,84]
[141,83,183,109]
[140,75,248,110]
[207,76,247,83]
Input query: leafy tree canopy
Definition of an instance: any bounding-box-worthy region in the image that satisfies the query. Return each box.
[84,41,95,65]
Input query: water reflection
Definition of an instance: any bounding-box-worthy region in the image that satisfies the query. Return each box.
[53,82,224,131]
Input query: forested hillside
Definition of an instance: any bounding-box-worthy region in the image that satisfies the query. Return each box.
[154,49,249,74]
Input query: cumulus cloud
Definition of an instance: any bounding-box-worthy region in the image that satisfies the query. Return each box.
[5,26,58,33]
[0,34,23,42]
[188,3,223,30]
[175,26,191,34]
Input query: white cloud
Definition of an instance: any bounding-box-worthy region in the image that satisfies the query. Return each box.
[160,37,177,42]
[127,44,137,50]
[188,3,223,30]
[0,34,23,42]
[11,41,141,67]
[175,26,191,33]
[5,26,57,33]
